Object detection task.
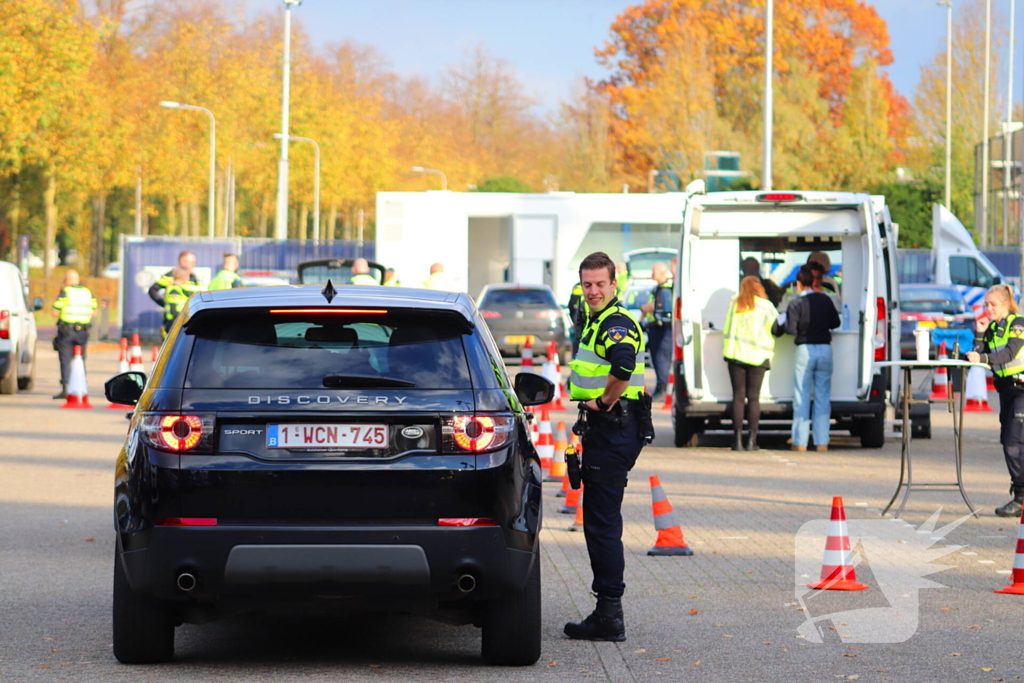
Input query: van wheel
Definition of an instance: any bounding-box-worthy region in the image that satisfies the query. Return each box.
[911,414,932,439]
[674,418,703,448]
[18,360,35,391]
[480,557,541,666]
[859,414,886,449]
[0,367,15,395]
[113,548,175,664]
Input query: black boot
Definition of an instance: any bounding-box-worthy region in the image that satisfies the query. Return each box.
[564,595,625,642]
[731,430,743,451]
[995,486,1024,518]
[651,383,667,401]
[745,429,759,451]
[52,384,67,400]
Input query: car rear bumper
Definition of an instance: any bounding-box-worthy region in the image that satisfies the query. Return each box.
[119,525,536,603]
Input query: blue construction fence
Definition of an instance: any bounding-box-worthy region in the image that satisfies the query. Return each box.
[119,236,375,341]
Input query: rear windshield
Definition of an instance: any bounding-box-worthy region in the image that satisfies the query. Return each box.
[480,289,558,308]
[184,309,472,389]
[298,262,382,285]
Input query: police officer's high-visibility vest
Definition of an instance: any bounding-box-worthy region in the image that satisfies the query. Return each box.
[164,283,201,322]
[208,269,242,291]
[54,285,97,324]
[569,302,646,401]
[645,281,672,325]
[422,272,453,290]
[349,273,377,286]
[722,296,777,366]
[987,314,1024,378]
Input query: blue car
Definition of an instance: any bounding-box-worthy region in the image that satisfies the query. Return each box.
[899,284,976,358]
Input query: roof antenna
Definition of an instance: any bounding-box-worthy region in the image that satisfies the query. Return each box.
[321,279,337,304]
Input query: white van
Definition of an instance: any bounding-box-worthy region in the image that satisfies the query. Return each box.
[931,203,1007,308]
[0,260,42,394]
[671,190,900,448]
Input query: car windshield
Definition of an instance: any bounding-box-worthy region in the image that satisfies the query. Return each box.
[480,289,558,308]
[900,289,966,314]
[184,309,472,389]
[626,253,674,279]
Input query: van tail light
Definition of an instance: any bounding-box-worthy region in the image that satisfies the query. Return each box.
[157,518,218,526]
[673,299,683,361]
[137,413,215,452]
[0,310,8,340]
[874,297,888,361]
[441,415,515,453]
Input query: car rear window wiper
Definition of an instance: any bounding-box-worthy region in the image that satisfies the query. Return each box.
[322,374,416,388]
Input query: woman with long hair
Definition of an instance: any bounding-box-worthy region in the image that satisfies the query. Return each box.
[722,275,778,450]
[967,284,1024,517]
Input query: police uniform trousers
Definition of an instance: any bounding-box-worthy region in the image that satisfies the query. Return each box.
[55,323,89,385]
[997,385,1024,490]
[646,323,673,389]
[581,415,644,598]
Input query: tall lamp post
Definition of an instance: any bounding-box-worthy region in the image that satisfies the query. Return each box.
[275,0,302,240]
[981,0,992,246]
[762,0,774,191]
[160,101,216,238]
[411,166,448,191]
[275,133,320,240]
[938,1,953,210]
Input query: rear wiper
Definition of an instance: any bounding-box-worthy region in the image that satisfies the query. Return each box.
[322,374,416,388]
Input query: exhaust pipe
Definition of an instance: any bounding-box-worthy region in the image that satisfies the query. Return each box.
[176,572,197,592]
[456,573,476,594]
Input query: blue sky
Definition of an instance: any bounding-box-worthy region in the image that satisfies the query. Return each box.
[251,0,1021,114]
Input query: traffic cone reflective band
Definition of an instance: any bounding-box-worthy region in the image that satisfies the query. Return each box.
[62,346,93,409]
[547,340,557,363]
[530,417,539,445]
[118,338,129,373]
[995,509,1024,595]
[537,410,554,474]
[568,490,584,531]
[930,342,949,400]
[521,338,534,369]
[129,334,144,372]
[964,366,993,412]
[547,421,568,482]
[646,475,693,556]
[560,482,580,514]
[807,496,869,591]
[541,360,565,411]
[662,372,674,411]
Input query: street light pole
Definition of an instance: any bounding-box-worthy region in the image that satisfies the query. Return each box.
[275,133,320,240]
[1003,0,1015,246]
[762,0,773,191]
[939,1,953,210]
[411,166,448,191]
[275,0,302,240]
[981,0,992,246]
[160,101,216,238]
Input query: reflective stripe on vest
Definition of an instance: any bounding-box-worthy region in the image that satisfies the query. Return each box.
[164,284,201,320]
[55,286,96,324]
[989,314,1024,377]
[569,303,646,400]
[722,298,776,366]
[208,269,241,291]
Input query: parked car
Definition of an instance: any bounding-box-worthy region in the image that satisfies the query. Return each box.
[0,260,42,394]
[899,284,975,359]
[104,285,551,665]
[103,262,122,279]
[477,284,572,364]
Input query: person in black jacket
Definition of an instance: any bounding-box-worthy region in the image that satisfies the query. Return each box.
[774,265,840,452]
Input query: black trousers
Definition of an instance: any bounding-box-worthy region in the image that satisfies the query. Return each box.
[997,386,1024,490]
[647,323,673,389]
[581,416,644,599]
[55,324,90,386]
[727,359,768,432]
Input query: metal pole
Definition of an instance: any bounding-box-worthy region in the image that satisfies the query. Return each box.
[940,0,953,210]
[1004,0,1016,246]
[982,0,992,246]
[312,141,320,240]
[134,172,142,236]
[275,1,299,239]
[206,108,215,238]
[762,0,773,191]
[357,208,364,248]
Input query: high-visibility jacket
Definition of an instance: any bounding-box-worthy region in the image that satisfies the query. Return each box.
[722,296,777,366]
[208,269,242,291]
[349,273,378,286]
[422,272,454,291]
[616,272,628,297]
[383,276,401,287]
[163,283,201,322]
[986,314,1024,378]
[53,285,97,324]
[569,302,646,401]
[646,281,673,325]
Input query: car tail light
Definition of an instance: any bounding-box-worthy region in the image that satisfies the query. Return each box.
[537,310,561,320]
[137,413,215,452]
[0,310,8,340]
[441,415,515,453]
[437,518,499,526]
[157,518,218,526]
[482,310,501,318]
[874,297,888,361]
[756,193,802,202]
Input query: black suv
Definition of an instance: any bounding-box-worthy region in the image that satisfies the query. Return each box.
[106,284,553,666]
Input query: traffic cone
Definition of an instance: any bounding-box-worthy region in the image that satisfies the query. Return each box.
[662,372,674,411]
[987,370,996,392]
[995,508,1024,595]
[520,338,534,370]
[568,490,584,532]
[151,346,159,373]
[646,475,694,556]
[530,416,539,445]
[129,334,144,373]
[556,471,570,498]
[547,421,568,483]
[547,340,557,363]
[930,342,949,400]
[807,496,869,591]
[117,338,129,373]
[61,345,93,409]
[964,366,993,412]
[560,482,580,514]
[537,410,554,474]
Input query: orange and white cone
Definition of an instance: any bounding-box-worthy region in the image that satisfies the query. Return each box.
[560,481,580,514]
[964,366,994,412]
[151,346,159,373]
[117,338,129,373]
[807,496,869,591]
[556,470,571,498]
[530,416,539,445]
[987,370,996,392]
[547,421,568,483]
[537,410,554,475]
[995,508,1024,595]
[62,345,93,409]
[662,372,674,411]
[520,338,534,370]
[129,333,145,373]
[568,490,584,532]
[646,475,693,556]
[930,342,949,400]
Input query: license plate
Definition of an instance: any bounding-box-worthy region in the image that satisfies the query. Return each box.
[267,424,389,449]
[505,335,535,345]
[918,321,947,329]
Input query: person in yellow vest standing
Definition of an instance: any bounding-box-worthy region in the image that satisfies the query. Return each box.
[722,275,778,451]
[382,268,401,286]
[162,268,201,335]
[422,262,455,291]
[52,270,97,399]
[967,284,1024,516]
[349,258,378,285]
[208,253,243,291]
[563,251,652,643]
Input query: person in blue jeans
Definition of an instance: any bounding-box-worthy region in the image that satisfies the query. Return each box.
[774,265,840,451]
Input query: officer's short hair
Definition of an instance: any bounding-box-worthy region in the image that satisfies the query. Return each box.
[796,265,815,288]
[579,252,616,283]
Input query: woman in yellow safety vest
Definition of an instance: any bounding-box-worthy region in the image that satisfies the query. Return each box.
[722,275,778,451]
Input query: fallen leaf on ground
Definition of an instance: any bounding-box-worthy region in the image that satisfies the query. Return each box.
[692,660,701,666]
[762,642,771,645]
[655,657,671,661]
[634,649,646,654]
[940,607,951,611]
[842,654,857,657]
[84,538,94,542]
[982,668,994,672]
[949,653,962,657]
[721,634,733,638]
[689,595,698,598]
[548,661,557,666]
[688,609,700,615]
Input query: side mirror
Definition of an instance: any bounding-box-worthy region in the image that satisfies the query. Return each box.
[514,372,555,407]
[32,297,43,311]
[104,371,146,406]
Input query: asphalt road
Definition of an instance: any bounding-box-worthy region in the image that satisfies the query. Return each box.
[2,345,1024,682]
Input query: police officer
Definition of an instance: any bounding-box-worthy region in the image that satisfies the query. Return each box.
[208,253,243,290]
[422,262,455,291]
[348,258,378,285]
[52,270,97,399]
[967,284,1024,517]
[639,262,673,400]
[564,251,649,642]
[383,268,401,286]
[162,268,201,334]
[149,250,200,307]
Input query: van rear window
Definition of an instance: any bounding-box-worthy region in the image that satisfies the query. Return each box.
[183,309,472,390]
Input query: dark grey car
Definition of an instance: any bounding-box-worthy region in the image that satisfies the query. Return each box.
[477,284,573,364]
